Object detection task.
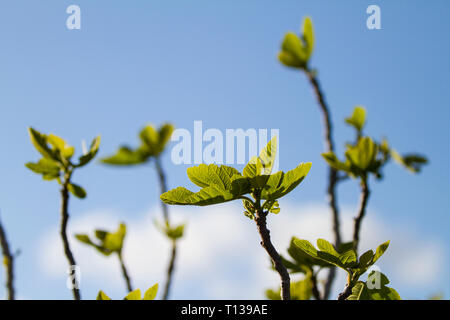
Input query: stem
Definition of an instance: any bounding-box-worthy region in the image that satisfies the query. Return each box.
[311,272,321,300]
[60,172,81,300]
[352,179,371,253]
[155,157,178,300]
[305,69,342,299]
[118,253,133,292]
[254,209,290,300]
[162,240,177,300]
[0,216,15,300]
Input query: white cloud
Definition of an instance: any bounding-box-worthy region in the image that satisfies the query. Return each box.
[37,202,446,299]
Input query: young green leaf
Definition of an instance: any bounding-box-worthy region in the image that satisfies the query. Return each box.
[28,127,60,161]
[96,290,112,300]
[124,289,141,300]
[25,159,60,180]
[68,183,87,199]
[302,17,314,61]
[78,136,101,167]
[143,283,159,300]
[345,106,366,132]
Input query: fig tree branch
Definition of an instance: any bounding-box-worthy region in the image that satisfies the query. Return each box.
[155,157,178,300]
[305,69,342,299]
[60,171,81,300]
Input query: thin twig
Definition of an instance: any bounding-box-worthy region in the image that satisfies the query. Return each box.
[352,179,370,254]
[118,253,133,292]
[162,240,177,300]
[0,214,15,300]
[155,157,178,300]
[305,69,342,299]
[311,273,321,300]
[255,209,290,300]
[60,172,81,300]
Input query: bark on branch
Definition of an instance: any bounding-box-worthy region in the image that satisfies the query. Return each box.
[353,179,371,253]
[255,209,290,300]
[60,173,81,300]
[306,70,342,299]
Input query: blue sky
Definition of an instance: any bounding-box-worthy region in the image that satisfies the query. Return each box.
[0,1,449,299]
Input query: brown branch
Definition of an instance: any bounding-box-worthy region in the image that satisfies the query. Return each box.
[337,283,352,300]
[255,209,290,300]
[305,69,342,299]
[155,157,178,300]
[0,215,15,300]
[60,172,81,300]
[353,179,371,254]
[118,253,133,292]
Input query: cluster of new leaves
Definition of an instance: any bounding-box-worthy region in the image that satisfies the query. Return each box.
[160,138,311,216]
[348,271,401,300]
[154,220,185,241]
[322,106,427,181]
[75,223,127,256]
[266,238,353,300]
[97,284,158,300]
[25,127,100,198]
[279,17,314,70]
[101,124,174,165]
[293,238,400,300]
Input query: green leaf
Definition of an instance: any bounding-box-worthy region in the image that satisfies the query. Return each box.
[302,17,314,61]
[166,224,185,240]
[292,239,319,259]
[158,124,174,150]
[140,125,160,155]
[348,272,401,300]
[259,136,277,175]
[25,158,60,180]
[187,164,241,190]
[286,238,332,270]
[101,146,148,166]
[160,186,234,206]
[345,106,366,132]
[372,240,390,264]
[345,137,377,172]
[358,250,374,268]
[391,150,428,173]
[322,152,351,173]
[47,134,75,159]
[96,290,112,300]
[155,220,185,240]
[339,249,358,268]
[68,183,87,199]
[293,238,355,270]
[75,234,93,245]
[28,127,58,162]
[124,289,141,300]
[317,239,339,257]
[143,283,158,300]
[243,156,263,179]
[278,32,306,69]
[78,136,101,167]
[347,281,367,300]
[262,163,311,200]
[102,223,127,253]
